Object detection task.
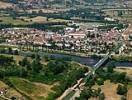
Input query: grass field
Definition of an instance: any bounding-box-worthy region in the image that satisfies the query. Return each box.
[0,16,31,25]
[8,77,54,100]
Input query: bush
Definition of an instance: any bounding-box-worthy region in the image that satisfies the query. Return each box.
[96,78,104,85]
[117,84,128,95]
[86,77,95,87]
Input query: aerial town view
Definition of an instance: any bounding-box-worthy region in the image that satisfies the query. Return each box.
[0,0,132,100]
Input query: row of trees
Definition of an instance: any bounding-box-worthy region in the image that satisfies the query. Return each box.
[0,22,67,31]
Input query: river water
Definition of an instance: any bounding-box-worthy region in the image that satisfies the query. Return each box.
[19,51,132,67]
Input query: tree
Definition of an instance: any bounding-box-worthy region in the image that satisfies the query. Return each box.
[86,77,95,87]
[110,72,127,83]
[117,84,128,95]
[118,11,123,17]
[47,60,67,75]
[19,58,30,67]
[96,78,104,85]
[35,54,41,60]
[38,10,43,14]
[14,50,19,55]
[8,47,13,54]
[31,59,42,73]
[118,72,126,82]
[79,88,92,99]
[0,69,5,78]
[19,68,28,77]
[31,54,35,59]
[44,55,50,61]
[107,62,116,73]
[0,55,14,66]
[10,96,16,100]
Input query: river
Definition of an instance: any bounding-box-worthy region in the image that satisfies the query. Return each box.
[19,51,132,67]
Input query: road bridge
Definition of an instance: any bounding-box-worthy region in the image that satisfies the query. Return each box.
[92,52,110,74]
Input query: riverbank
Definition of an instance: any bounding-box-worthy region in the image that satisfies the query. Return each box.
[0,43,105,58]
[1,43,132,67]
[111,55,132,62]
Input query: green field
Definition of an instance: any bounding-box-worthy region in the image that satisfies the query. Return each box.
[0,12,68,25]
[8,77,54,100]
[0,13,31,25]
[0,16,31,25]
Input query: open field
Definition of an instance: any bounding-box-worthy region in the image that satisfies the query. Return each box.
[26,8,70,13]
[8,77,54,100]
[113,15,132,23]
[0,13,30,25]
[115,68,132,76]
[0,81,23,99]
[92,80,121,100]
[0,13,68,25]
[18,16,68,23]
[101,81,121,100]
[0,1,14,9]
[127,89,132,100]
[0,81,7,88]
[0,16,31,25]
[105,11,132,23]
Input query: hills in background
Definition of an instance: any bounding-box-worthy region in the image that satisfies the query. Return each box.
[0,0,131,9]
[0,0,125,4]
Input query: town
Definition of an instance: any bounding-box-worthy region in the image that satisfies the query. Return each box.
[0,24,131,55]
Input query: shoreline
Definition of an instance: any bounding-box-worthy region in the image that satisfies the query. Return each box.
[116,66,132,69]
